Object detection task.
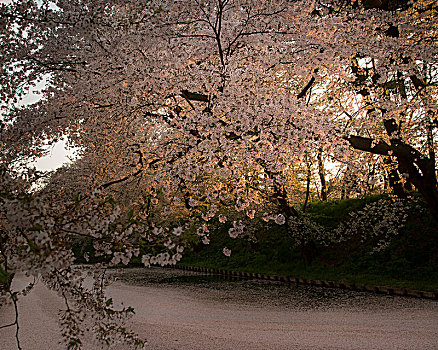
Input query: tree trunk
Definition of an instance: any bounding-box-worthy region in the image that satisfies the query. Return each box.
[347,118,438,221]
[303,153,312,212]
[384,158,406,198]
[299,239,317,266]
[271,176,318,264]
[317,149,327,201]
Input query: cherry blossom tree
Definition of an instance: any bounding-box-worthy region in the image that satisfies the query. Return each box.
[1,0,437,348]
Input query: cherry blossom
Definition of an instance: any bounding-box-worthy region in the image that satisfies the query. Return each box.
[0,0,437,348]
[222,247,232,257]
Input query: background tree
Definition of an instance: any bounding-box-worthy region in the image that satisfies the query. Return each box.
[1,0,437,348]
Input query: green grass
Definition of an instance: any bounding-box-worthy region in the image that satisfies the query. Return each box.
[179,259,437,291]
[181,195,438,292]
[69,195,438,292]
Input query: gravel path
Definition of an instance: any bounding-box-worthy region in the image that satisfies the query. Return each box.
[1,267,437,349]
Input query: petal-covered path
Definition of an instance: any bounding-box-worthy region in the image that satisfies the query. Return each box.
[1,268,438,349]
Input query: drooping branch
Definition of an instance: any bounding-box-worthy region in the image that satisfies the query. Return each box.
[0,251,22,350]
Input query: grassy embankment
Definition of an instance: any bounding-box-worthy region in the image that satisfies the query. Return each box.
[180,195,438,292]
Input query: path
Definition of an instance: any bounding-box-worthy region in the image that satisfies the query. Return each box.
[1,268,437,349]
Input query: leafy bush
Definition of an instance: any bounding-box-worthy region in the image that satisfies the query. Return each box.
[182,194,438,290]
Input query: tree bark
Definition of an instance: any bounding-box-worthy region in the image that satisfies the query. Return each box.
[317,149,327,201]
[302,154,312,212]
[347,119,438,221]
[384,158,406,198]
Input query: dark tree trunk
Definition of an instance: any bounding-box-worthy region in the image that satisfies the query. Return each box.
[303,153,312,212]
[384,158,406,198]
[317,149,327,201]
[347,118,438,221]
[271,175,318,264]
[299,239,318,265]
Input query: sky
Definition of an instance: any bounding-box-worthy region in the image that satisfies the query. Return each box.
[1,1,77,172]
[1,73,79,172]
[24,81,79,171]
[30,138,78,171]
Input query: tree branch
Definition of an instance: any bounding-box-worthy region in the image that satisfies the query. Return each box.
[297,76,316,99]
[180,90,209,102]
[346,135,392,156]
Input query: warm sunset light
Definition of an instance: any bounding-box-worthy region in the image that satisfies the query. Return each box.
[1,1,437,349]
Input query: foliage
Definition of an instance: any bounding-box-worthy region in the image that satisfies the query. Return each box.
[182,195,438,291]
[0,0,437,348]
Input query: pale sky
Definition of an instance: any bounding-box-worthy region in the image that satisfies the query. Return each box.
[30,138,79,171]
[0,0,78,172]
[2,74,79,172]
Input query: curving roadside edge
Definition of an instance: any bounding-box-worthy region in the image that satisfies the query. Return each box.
[172,264,438,300]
